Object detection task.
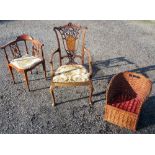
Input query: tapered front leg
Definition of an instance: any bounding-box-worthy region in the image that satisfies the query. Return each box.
[23,71,30,91]
[8,66,15,84]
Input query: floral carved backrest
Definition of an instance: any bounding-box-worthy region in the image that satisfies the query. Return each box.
[54,23,87,65]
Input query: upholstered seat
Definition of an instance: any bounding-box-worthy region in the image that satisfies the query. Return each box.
[10,55,42,70]
[111,96,141,114]
[53,65,90,83]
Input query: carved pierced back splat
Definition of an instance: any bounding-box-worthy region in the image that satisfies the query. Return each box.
[54,23,87,65]
[16,35,43,58]
[32,40,44,59]
[9,42,22,59]
[16,34,33,55]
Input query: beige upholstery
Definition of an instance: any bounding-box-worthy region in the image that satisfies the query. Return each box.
[10,55,42,70]
[53,65,90,83]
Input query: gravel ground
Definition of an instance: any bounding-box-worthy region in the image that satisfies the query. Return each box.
[0,20,155,134]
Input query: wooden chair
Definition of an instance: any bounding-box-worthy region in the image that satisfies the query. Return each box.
[0,34,47,91]
[50,23,94,106]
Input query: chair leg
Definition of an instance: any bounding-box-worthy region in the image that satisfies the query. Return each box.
[88,81,94,105]
[36,67,39,74]
[8,66,15,84]
[23,71,30,91]
[50,84,56,107]
[42,61,47,80]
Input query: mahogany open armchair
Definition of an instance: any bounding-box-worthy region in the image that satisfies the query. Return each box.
[0,34,47,91]
[50,23,94,106]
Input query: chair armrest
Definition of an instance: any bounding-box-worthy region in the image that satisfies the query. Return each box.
[84,47,93,78]
[0,44,9,49]
[0,45,10,64]
[50,48,61,77]
[0,40,15,49]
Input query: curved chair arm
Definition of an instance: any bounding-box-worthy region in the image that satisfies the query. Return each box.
[0,40,16,49]
[0,44,7,49]
[84,47,93,78]
[0,45,11,64]
[50,48,62,77]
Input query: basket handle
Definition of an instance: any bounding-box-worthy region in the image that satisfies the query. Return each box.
[129,73,140,79]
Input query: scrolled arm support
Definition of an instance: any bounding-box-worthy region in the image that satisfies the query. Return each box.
[50,48,62,77]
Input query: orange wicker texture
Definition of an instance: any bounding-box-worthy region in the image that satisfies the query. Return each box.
[104,71,152,131]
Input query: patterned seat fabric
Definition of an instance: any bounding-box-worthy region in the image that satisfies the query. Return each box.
[10,55,42,70]
[53,65,90,83]
[111,95,141,114]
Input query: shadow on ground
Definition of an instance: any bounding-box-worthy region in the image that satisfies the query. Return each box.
[92,56,136,82]
[131,65,155,79]
[137,96,155,130]
[92,56,155,83]
[55,91,106,106]
[0,20,14,24]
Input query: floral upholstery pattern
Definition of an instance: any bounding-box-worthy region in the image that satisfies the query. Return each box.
[10,55,42,70]
[53,65,90,83]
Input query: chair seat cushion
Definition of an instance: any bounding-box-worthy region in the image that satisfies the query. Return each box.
[10,55,42,70]
[53,65,90,83]
[111,96,141,114]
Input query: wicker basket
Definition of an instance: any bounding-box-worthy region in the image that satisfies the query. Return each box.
[104,71,152,131]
